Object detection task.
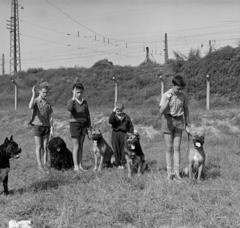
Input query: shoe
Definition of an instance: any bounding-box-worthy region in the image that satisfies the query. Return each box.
[37,165,46,177]
[73,168,81,172]
[112,162,119,167]
[43,164,51,176]
[118,165,124,170]
[173,173,182,182]
[79,166,87,172]
[166,173,174,181]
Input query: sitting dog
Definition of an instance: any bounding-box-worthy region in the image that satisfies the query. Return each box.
[182,129,205,181]
[48,137,73,170]
[124,132,146,178]
[0,136,21,195]
[90,129,114,171]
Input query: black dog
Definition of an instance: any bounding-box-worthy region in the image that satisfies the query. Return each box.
[48,137,73,170]
[0,136,21,195]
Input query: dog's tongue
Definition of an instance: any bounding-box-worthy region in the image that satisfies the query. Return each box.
[131,145,135,150]
[196,142,201,147]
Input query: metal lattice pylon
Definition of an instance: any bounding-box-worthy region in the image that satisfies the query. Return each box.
[8,0,21,75]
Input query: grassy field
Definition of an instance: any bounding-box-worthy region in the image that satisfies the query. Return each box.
[1,104,240,228]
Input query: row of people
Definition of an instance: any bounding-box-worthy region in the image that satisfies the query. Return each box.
[28,75,190,180]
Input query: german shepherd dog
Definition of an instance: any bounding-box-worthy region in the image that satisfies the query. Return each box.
[124,132,146,178]
[90,129,114,171]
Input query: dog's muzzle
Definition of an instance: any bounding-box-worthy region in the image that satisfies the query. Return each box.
[91,133,102,141]
[10,148,21,159]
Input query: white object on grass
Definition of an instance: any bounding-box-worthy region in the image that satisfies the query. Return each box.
[9,220,32,228]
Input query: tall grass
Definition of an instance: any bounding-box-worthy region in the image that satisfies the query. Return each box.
[1,105,240,227]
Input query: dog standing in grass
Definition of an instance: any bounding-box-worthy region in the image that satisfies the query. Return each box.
[0,136,21,195]
[183,127,205,180]
[89,129,114,171]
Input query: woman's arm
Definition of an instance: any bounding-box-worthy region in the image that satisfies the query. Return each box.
[29,86,36,109]
[49,114,54,138]
[183,106,190,126]
[67,99,75,112]
[128,118,134,133]
[108,106,117,124]
[159,93,172,117]
[85,102,91,127]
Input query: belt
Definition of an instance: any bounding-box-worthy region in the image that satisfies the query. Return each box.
[165,114,182,118]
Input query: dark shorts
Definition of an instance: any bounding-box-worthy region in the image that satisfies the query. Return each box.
[161,114,184,134]
[70,122,87,138]
[33,125,51,138]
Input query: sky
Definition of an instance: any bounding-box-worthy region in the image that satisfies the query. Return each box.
[0,0,239,73]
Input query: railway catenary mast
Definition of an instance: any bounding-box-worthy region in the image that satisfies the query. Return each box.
[7,0,22,75]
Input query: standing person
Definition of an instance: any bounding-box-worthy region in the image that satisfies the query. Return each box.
[28,81,54,175]
[159,75,190,181]
[67,83,91,172]
[109,102,134,169]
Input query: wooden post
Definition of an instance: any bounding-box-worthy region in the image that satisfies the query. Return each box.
[2,54,5,75]
[158,68,164,97]
[206,74,210,110]
[164,33,169,63]
[112,77,118,104]
[159,76,164,98]
[11,79,18,110]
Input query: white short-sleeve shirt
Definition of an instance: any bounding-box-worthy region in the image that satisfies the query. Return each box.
[159,88,189,117]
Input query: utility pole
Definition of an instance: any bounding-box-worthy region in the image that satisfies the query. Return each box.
[209,40,215,54]
[209,40,212,53]
[2,54,5,75]
[164,33,168,63]
[6,0,22,75]
[145,47,150,62]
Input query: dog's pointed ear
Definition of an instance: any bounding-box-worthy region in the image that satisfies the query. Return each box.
[193,131,198,136]
[4,137,9,145]
[10,135,13,141]
[134,130,140,140]
[125,132,130,139]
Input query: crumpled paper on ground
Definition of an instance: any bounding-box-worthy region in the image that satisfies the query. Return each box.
[9,220,32,228]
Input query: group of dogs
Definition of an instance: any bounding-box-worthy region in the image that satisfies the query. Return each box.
[48,129,147,179]
[0,127,206,195]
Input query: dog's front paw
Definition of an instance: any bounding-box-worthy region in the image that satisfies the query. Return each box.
[3,190,9,196]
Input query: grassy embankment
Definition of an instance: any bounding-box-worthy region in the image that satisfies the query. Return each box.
[0,103,240,228]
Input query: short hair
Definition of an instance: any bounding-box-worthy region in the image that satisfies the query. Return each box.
[73,83,84,90]
[116,102,124,110]
[39,81,50,90]
[172,75,186,87]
